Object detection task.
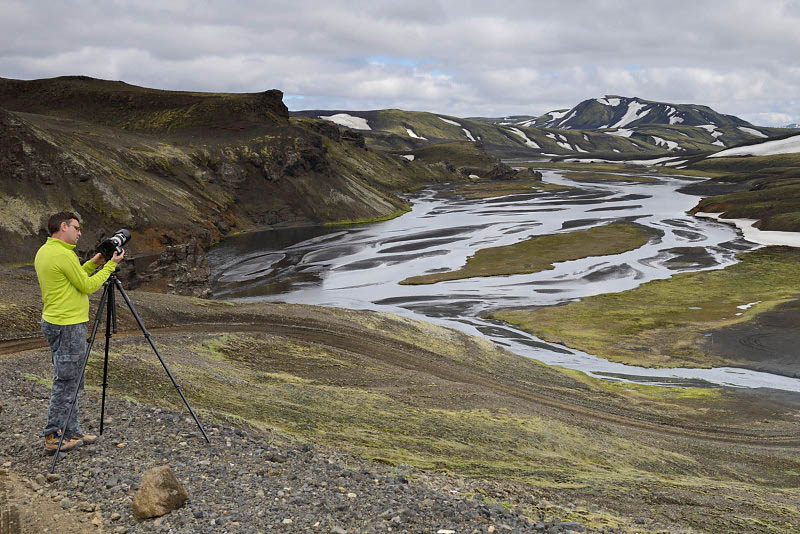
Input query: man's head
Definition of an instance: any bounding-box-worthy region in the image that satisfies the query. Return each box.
[47,211,82,245]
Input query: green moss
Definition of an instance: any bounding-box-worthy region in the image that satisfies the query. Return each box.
[23,373,50,388]
[493,246,800,369]
[561,171,660,183]
[401,222,659,285]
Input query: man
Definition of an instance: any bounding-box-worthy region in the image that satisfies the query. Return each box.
[34,212,124,454]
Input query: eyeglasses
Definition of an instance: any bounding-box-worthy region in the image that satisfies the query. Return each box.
[68,223,81,232]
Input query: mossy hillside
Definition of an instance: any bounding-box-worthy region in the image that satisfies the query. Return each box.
[8,261,800,532]
[370,109,469,140]
[493,247,800,369]
[71,326,800,533]
[401,222,659,285]
[0,100,466,264]
[0,76,290,137]
[687,152,800,232]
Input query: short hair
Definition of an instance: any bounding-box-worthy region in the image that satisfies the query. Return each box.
[47,211,80,236]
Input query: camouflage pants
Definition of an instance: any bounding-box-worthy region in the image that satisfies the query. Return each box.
[41,320,87,439]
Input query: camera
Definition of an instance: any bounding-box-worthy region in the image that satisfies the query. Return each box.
[97,229,131,261]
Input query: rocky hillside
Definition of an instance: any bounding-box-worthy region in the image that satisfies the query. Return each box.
[0,76,460,273]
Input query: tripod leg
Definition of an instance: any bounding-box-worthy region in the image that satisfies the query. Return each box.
[113,278,210,443]
[50,280,111,473]
[100,283,114,435]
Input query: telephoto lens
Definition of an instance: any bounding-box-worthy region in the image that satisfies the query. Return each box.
[97,229,131,260]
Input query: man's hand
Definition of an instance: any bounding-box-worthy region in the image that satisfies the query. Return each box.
[89,252,105,265]
[111,249,125,263]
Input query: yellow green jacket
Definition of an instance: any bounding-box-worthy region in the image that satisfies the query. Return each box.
[34,237,118,325]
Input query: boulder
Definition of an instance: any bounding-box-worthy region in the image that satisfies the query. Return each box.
[132,465,188,520]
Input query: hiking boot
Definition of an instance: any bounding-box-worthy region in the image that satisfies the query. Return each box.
[71,432,96,444]
[44,431,82,454]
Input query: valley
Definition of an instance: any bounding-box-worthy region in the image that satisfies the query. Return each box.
[4,76,800,533]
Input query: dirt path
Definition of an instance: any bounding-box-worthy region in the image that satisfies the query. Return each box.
[6,317,800,448]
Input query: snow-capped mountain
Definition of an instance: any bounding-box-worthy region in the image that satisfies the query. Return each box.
[533,96,753,130]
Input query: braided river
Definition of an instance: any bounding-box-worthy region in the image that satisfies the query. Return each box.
[208,169,800,392]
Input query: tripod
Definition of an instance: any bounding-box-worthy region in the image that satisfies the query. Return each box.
[50,271,210,472]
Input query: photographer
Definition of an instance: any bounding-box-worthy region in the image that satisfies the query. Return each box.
[34,212,125,454]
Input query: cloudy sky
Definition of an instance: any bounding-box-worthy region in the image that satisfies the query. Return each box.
[2,0,800,126]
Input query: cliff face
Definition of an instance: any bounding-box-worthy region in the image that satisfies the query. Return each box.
[0,77,459,274]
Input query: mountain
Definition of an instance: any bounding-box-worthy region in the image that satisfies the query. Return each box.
[297,98,793,159]
[532,95,752,130]
[0,77,461,279]
[785,123,800,129]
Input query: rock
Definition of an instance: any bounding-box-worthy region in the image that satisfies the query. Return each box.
[79,501,95,512]
[132,465,188,520]
[46,473,60,482]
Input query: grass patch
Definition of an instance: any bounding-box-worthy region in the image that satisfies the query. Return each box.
[492,246,800,368]
[561,171,660,183]
[453,179,570,199]
[401,222,659,285]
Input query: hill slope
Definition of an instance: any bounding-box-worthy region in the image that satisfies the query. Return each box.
[0,77,460,270]
[296,98,793,159]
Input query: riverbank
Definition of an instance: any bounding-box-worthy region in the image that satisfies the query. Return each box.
[3,266,800,532]
[493,246,800,377]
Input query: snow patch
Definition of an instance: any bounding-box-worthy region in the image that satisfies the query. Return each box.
[406,128,426,140]
[669,115,684,125]
[695,212,800,247]
[606,129,634,138]
[737,301,761,310]
[575,145,588,153]
[508,127,541,149]
[708,134,800,158]
[651,136,681,151]
[547,110,570,121]
[402,154,415,161]
[438,116,461,126]
[597,97,621,107]
[662,159,688,167]
[557,110,577,127]
[738,127,767,138]
[712,139,725,147]
[462,128,476,142]
[319,113,371,130]
[609,101,650,128]
[697,125,717,132]
[556,141,573,151]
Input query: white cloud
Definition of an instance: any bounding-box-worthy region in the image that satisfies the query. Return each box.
[1,1,800,125]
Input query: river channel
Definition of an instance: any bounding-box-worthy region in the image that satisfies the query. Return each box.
[207,169,800,392]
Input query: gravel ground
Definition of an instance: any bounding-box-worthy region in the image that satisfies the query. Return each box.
[1,355,595,534]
